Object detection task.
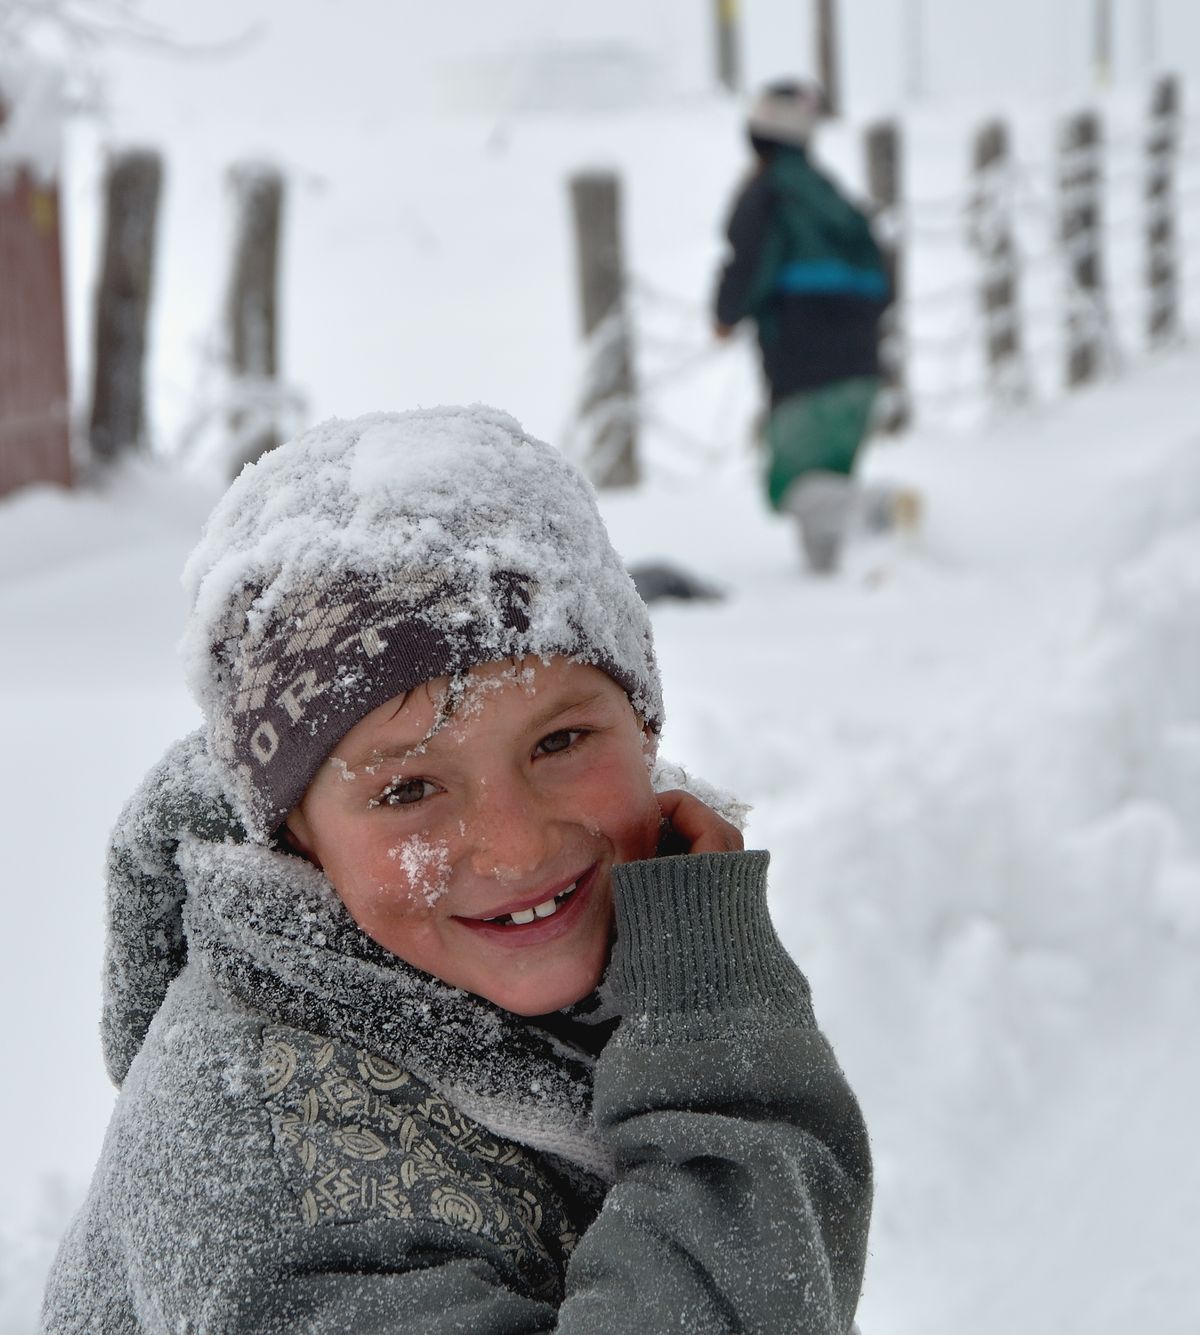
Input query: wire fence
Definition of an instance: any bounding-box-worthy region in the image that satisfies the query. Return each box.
[573,75,1199,477]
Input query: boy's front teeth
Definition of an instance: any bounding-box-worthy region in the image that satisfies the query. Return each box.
[496,881,578,926]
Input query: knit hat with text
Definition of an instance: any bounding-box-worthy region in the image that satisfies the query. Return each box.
[181,406,663,841]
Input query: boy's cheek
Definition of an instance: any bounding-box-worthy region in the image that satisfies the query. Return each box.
[337,886,444,962]
[327,859,443,928]
[626,794,667,862]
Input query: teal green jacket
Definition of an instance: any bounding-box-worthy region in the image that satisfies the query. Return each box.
[716,146,889,403]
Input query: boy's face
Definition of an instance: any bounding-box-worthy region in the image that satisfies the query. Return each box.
[286,655,662,1015]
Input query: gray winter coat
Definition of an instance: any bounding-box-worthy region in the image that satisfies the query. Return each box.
[41,733,872,1332]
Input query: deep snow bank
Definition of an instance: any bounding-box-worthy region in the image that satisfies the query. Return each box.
[774,445,1200,1332]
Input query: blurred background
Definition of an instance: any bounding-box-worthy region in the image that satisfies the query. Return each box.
[2,2,1199,1332]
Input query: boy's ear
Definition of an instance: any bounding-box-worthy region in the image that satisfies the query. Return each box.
[281,810,319,867]
[641,720,659,760]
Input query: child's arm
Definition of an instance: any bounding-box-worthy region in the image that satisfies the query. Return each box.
[715,171,786,331]
[557,841,872,1333]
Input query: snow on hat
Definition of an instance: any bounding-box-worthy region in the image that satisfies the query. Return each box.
[747,80,823,150]
[181,405,663,841]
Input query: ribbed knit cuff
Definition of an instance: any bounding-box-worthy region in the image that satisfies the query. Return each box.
[606,851,813,1032]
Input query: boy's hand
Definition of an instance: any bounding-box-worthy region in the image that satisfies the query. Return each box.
[655,789,744,856]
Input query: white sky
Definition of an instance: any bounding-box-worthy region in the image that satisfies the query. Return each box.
[71,0,1200,137]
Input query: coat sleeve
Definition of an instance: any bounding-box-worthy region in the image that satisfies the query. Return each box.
[714,174,784,328]
[557,850,872,1333]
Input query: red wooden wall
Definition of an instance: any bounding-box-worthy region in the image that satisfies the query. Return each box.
[0,165,72,497]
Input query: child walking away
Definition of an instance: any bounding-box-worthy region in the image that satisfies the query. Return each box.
[714,80,919,573]
[40,406,872,1333]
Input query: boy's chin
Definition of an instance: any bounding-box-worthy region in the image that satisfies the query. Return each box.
[484,968,605,1018]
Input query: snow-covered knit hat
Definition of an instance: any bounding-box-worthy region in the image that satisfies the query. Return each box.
[747,80,823,151]
[181,406,663,841]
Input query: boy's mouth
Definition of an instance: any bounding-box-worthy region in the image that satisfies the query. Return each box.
[455,865,597,937]
[479,879,580,926]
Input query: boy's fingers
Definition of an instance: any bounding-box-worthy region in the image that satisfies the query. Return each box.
[656,789,744,854]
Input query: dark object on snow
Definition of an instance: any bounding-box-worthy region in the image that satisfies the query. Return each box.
[628,560,724,604]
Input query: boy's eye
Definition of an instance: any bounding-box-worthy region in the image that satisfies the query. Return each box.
[536,729,584,756]
[376,777,437,807]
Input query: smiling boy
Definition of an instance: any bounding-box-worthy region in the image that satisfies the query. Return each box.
[285,657,671,1017]
[41,406,871,1333]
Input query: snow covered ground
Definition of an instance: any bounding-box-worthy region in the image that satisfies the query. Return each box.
[3,16,1200,1328]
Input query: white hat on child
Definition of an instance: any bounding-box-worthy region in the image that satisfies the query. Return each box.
[181,405,663,840]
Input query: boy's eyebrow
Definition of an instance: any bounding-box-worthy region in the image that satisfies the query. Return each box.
[339,685,615,775]
[524,686,610,732]
[343,727,445,773]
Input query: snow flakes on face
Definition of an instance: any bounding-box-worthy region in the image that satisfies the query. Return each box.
[387,835,452,907]
[425,662,543,743]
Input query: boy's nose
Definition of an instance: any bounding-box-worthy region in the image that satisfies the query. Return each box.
[466,783,552,882]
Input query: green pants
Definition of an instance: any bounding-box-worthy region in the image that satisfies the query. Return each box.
[764,377,880,511]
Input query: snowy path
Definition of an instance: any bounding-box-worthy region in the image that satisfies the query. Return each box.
[2,351,1199,1331]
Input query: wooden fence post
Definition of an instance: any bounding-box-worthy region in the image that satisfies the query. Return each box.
[569,169,639,488]
[89,149,162,462]
[1145,74,1180,347]
[1058,110,1109,388]
[1093,0,1114,88]
[226,162,284,471]
[969,120,1027,405]
[714,0,741,94]
[0,85,72,496]
[816,0,841,118]
[864,119,909,433]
